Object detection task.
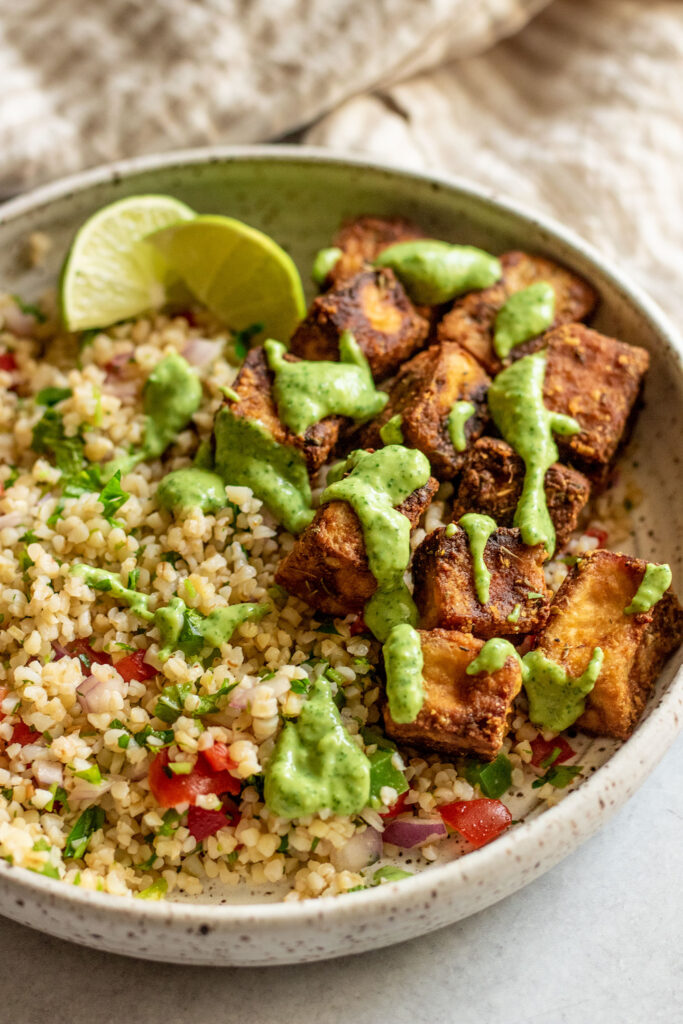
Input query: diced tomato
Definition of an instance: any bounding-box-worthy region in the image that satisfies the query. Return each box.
[114,649,157,683]
[11,721,36,747]
[221,796,241,828]
[586,526,608,547]
[148,748,241,808]
[438,798,512,849]
[350,616,369,636]
[187,805,229,841]
[55,639,111,668]
[201,742,237,773]
[530,734,574,768]
[0,353,17,372]
[380,790,409,819]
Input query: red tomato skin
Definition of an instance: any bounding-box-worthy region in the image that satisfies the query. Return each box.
[148,749,240,808]
[115,649,157,683]
[201,742,237,773]
[350,616,370,637]
[59,639,111,667]
[0,353,18,372]
[438,798,512,849]
[530,735,574,767]
[379,790,409,819]
[586,526,608,547]
[11,722,36,747]
[187,805,229,841]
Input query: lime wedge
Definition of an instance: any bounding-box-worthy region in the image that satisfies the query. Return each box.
[148,215,306,342]
[59,195,195,331]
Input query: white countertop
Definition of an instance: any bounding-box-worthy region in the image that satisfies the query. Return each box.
[2,735,681,1024]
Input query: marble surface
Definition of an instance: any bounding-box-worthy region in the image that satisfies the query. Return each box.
[3,736,682,1024]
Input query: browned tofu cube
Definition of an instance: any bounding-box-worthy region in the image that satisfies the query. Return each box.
[452,437,591,552]
[327,215,426,288]
[289,268,429,381]
[359,341,490,480]
[437,250,597,376]
[412,525,550,638]
[275,478,439,616]
[229,347,343,475]
[541,324,649,485]
[383,628,523,759]
[537,549,683,739]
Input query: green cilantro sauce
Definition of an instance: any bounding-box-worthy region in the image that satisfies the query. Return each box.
[493,282,555,360]
[321,445,431,643]
[155,596,269,662]
[311,246,343,286]
[70,565,268,662]
[380,414,404,445]
[458,513,497,604]
[264,677,371,819]
[156,468,227,514]
[383,623,425,724]
[213,407,314,534]
[264,331,387,435]
[374,240,502,305]
[467,638,604,732]
[70,565,153,621]
[105,353,202,478]
[487,351,580,556]
[448,400,475,452]
[624,563,672,614]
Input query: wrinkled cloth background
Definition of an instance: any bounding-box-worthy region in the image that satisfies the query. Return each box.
[2,0,682,321]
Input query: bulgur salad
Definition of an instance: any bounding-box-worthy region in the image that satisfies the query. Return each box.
[0,200,680,904]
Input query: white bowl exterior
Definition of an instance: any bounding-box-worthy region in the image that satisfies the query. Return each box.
[0,146,681,965]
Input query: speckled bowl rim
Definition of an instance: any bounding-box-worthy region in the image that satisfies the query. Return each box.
[0,144,681,931]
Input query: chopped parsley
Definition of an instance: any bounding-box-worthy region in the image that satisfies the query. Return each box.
[154,680,238,724]
[11,294,46,323]
[64,806,105,859]
[464,753,512,800]
[372,866,412,884]
[532,754,583,789]
[97,470,130,525]
[315,617,340,635]
[31,409,86,480]
[35,386,72,406]
[232,322,263,362]
[161,551,183,567]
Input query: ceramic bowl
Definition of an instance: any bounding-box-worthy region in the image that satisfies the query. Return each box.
[0,146,681,965]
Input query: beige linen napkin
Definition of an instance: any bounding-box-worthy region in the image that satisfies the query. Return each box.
[306,0,683,324]
[0,0,547,196]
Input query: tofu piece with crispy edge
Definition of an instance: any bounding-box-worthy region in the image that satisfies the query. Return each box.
[275,478,439,616]
[413,525,550,638]
[383,628,523,759]
[289,268,430,382]
[359,341,491,480]
[540,324,649,485]
[437,250,597,376]
[229,346,343,475]
[536,549,683,740]
[452,437,591,552]
[326,215,426,288]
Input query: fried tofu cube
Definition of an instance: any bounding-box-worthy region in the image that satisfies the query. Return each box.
[452,437,591,551]
[541,324,649,484]
[412,525,550,638]
[383,628,523,759]
[289,268,429,381]
[536,549,683,739]
[275,478,439,616]
[437,250,597,376]
[228,347,343,474]
[359,341,491,480]
[326,215,426,288]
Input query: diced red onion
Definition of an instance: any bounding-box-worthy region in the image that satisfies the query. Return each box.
[51,641,70,661]
[3,302,37,337]
[182,337,223,368]
[77,672,126,714]
[106,378,139,404]
[229,688,249,710]
[0,512,25,529]
[105,350,133,373]
[331,827,382,872]
[33,760,64,787]
[70,777,111,803]
[382,817,448,849]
